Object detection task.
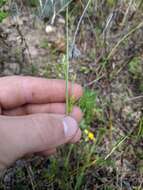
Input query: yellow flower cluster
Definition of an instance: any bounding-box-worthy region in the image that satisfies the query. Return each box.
[84,129,96,142]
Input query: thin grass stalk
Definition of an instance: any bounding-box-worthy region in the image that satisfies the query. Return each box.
[107,21,143,60]
[38,0,43,9]
[74,143,96,190]
[56,0,73,16]
[104,136,128,160]
[47,135,128,186]
[65,144,74,168]
[120,0,133,27]
[66,6,69,115]
[71,0,92,52]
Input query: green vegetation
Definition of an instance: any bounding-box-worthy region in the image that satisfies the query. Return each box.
[128,57,143,92]
[128,57,142,79]
[0,11,8,22]
[0,0,8,22]
[79,89,97,126]
[40,39,50,49]
[0,0,7,7]
[28,0,39,7]
[137,117,143,139]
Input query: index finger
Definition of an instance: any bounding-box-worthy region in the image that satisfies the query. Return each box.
[0,76,83,109]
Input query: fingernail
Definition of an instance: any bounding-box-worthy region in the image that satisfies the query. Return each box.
[63,116,78,138]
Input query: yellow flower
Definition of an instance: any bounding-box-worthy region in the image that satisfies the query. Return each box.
[88,132,95,141]
[84,129,96,142]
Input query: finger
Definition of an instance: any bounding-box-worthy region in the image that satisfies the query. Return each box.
[0,76,83,109]
[39,128,81,156]
[69,128,81,143]
[35,129,81,156]
[3,104,83,122]
[0,114,81,165]
[38,148,57,156]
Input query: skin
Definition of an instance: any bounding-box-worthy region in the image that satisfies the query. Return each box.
[0,76,83,171]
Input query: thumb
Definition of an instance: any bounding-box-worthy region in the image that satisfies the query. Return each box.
[0,114,80,167]
[21,114,80,153]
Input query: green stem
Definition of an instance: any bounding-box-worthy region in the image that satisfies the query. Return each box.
[66,6,69,115]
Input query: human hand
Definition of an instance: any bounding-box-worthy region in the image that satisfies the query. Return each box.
[0,76,83,171]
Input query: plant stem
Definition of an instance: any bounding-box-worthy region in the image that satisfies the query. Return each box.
[107,21,143,60]
[66,6,69,115]
[71,0,92,52]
